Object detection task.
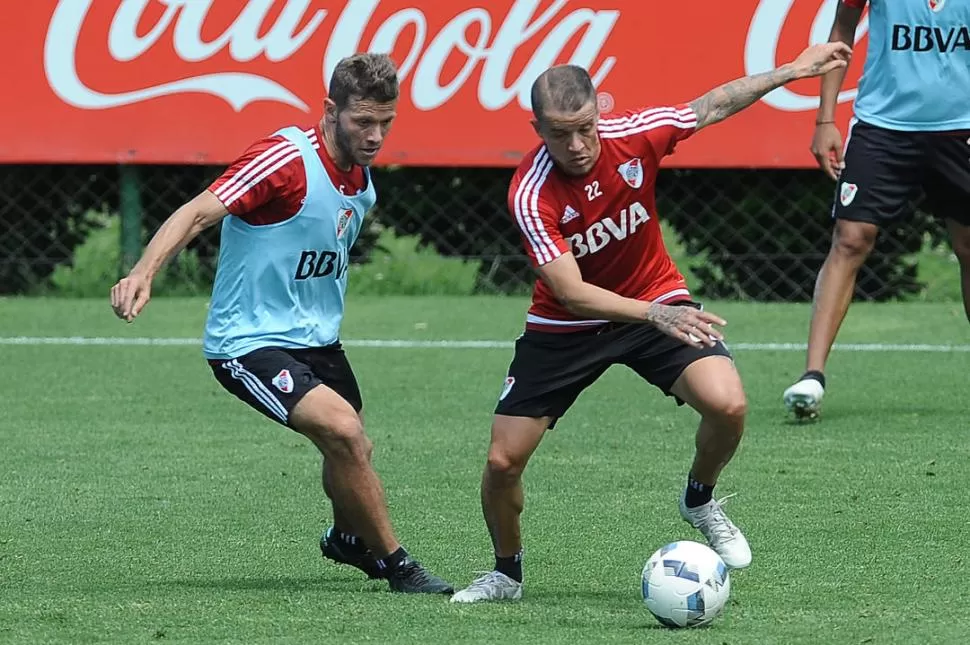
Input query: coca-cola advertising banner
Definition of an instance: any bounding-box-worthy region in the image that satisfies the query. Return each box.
[2,0,868,167]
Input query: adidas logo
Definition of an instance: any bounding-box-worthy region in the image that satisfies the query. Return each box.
[561,205,580,225]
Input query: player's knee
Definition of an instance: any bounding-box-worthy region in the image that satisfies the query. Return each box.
[486,448,525,485]
[315,414,370,463]
[707,395,747,436]
[832,223,877,259]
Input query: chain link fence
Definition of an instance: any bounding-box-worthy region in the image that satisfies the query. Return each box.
[0,164,950,300]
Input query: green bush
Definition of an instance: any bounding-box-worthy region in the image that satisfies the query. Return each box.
[911,233,962,303]
[656,169,941,302]
[47,205,958,302]
[660,220,704,294]
[44,212,210,297]
[46,211,121,297]
[347,227,480,296]
[45,213,479,298]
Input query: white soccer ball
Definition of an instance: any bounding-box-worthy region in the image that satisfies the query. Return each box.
[641,540,731,628]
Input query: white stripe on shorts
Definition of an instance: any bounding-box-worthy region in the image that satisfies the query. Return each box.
[222,359,289,423]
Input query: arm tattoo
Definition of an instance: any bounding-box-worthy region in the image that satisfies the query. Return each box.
[689,66,798,130]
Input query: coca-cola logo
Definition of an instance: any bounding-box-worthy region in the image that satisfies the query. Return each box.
[745,0,869,111]
[44,0,619,113]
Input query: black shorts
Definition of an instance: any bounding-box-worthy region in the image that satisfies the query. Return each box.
[832,120,970,226]
[208,344,362,428]
[494,303,733,427]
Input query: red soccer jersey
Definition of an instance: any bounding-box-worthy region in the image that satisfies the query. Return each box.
[208,124,366,225]
[508,105,697,333]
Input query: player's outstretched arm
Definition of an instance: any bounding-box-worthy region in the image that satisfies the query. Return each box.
[689,42,852,132]
[536,254,726,349]
[110,190,228,322]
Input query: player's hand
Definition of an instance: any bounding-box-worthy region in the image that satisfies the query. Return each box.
[644,303,726,349]
[812,122,845,181]
[110,272,152,323]
[790,42,852,79]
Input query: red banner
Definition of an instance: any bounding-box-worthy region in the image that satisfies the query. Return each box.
[0,1,869,168]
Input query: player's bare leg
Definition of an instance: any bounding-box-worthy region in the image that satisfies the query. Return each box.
[318,458,384,578]
[292,385,452,593]
[322,460,355,532]
[671,355,752,569]
[785,219,879,420]
[483,415,550,558]
[946,219,970,325]
[451,415,549,603]
[322,406,364,535]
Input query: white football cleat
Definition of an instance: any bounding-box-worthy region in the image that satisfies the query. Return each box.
[783,378,825,421]
[680,493,752,569]
[450,570,523,604]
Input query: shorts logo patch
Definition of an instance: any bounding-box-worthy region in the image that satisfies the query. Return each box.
[272,369,294,394]
[499,376,515,401]
[929,0,945,13]
[840,182,858,207]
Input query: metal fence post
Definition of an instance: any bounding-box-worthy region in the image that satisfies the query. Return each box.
[118,164,143,274]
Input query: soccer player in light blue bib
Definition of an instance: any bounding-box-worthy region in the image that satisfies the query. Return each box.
[110,53,452,594]
[785,0,970,420]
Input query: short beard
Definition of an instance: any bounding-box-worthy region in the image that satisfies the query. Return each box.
[333,120,359,168]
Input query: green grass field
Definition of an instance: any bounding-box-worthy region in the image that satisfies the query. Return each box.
[2,297,969,644]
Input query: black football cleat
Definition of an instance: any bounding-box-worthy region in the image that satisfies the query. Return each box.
[386,558,454,594]
[320,528,382,579]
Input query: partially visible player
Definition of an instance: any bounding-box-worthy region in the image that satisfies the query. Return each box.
[110,53,452,594]
[784,0,970,420]
[450,43,851,603]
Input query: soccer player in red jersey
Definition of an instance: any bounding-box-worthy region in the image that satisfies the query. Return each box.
[451,42,852,603]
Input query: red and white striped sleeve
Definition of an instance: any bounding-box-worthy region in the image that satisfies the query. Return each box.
[207,134,306,217]
[599,104,698,161]
[508,147,569,267]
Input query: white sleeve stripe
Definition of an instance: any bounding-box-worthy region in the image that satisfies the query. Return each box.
[599,118,698,140]
[598,108,696,133]
[221,149,302,207]
[598,106,692,124]
[514,149,559,265]
[598,106,695,128]
[599,108,695,132]
[529,158,559,263]
[213,140,297,200]
[512,149,551,263]
[214,140,294,198]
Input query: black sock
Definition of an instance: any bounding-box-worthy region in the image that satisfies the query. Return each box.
[801,370,826,389]
[685,475,714,508]
[495,551,523,583]
[376,547,409,574]
[330,527,368,554]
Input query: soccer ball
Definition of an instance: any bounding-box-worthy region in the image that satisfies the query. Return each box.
[641,540,731,628]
